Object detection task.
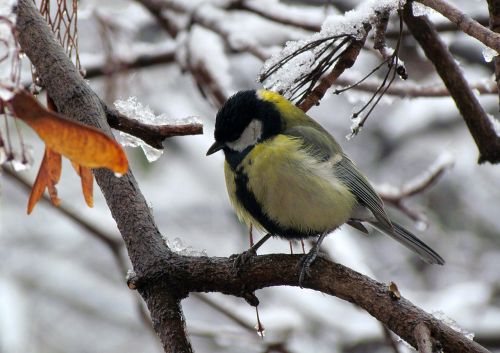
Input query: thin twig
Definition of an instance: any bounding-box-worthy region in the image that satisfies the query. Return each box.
[335,76,498,97]
[298,31,369,111]
[103,103,203,150]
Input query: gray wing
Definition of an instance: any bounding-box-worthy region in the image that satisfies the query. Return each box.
[284,125,342,161]
[285,125,392,231]
[335,155,393,231]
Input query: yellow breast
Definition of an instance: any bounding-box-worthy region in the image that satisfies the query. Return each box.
[224,135,357,235]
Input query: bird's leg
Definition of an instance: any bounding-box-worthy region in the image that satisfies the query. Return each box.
[233,233,273,270]
[299,232,329,288]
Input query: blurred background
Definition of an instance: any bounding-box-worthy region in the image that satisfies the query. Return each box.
[1,0,500,352]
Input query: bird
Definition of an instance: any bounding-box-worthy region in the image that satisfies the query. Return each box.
[206,89,444,286]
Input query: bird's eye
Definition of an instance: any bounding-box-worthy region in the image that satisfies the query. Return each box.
[226,119,262,152]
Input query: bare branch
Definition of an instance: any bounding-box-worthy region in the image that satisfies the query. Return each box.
[129,253,490,353]
[404,3,500,164]
[416,0,500,53]
[103,103,203,150]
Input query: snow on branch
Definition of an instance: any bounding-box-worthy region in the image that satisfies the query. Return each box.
[260,0,408,119]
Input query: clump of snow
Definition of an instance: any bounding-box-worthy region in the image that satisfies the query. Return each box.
[322,0,405,38]
[482,47,498,63]
[261,0,406,98]
[114,97,201,162]
[486,113,500,137]
[411,2,435,17]
[167,237,207,257]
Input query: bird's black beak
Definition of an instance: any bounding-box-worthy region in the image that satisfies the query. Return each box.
[206,141,224,156]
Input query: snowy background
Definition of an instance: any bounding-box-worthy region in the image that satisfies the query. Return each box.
[1,0,500,352]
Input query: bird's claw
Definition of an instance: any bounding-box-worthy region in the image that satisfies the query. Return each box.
[298,249,320,288]
[232,248,257,274]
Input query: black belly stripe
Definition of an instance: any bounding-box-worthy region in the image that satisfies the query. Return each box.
[233,168,318,240]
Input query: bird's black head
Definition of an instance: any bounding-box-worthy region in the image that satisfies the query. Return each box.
[206,90,282,156]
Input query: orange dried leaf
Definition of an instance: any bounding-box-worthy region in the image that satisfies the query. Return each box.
[70,162,94,207]
[27,147,62,214]
[79,166,94,207]
[10,90,128,174]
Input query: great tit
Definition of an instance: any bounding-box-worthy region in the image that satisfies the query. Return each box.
[207,89,444,285]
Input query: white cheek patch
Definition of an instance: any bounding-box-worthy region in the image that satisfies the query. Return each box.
[226,119,263,152]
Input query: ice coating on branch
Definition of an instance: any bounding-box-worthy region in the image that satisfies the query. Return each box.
[482,47,498,63]
[114,97,201,162]
[167,237,207,257]
[261,0,406,95]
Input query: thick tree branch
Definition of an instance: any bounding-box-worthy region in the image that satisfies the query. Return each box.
[15,1,193,352]
[404,3,500,164]
[416,0,500,53]
[128,253,490,353]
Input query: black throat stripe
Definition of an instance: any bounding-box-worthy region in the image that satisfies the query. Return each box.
[233,168,319,240]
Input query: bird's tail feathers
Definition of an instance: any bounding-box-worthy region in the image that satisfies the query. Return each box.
[369,221,445,265]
